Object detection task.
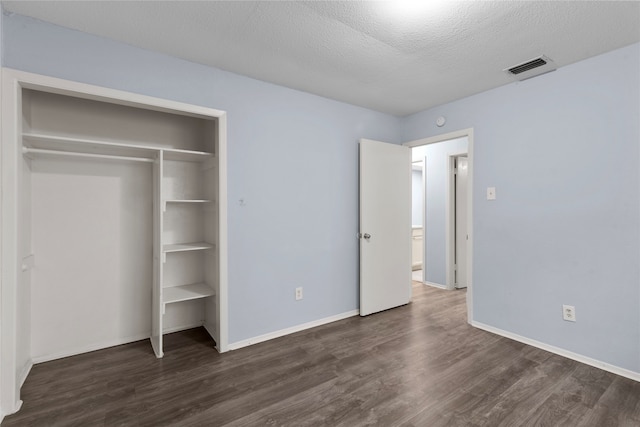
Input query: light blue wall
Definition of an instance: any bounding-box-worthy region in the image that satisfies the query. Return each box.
[403,43,640,372]
[412,137,468,286]
[411,169,423,227]
[4,10,639,374]
[2,13,401,344]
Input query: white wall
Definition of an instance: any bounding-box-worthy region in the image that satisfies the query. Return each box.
[412,137,468,286]
[402,42,640,373]
[30,158,153,360]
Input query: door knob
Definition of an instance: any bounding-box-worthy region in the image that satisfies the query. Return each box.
[363,233,371,240]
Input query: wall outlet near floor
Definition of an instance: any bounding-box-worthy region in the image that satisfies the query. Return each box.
[562,305,576,322]
[295,287,303,301]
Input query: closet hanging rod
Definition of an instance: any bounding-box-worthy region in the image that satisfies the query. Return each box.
[22,147,155,163]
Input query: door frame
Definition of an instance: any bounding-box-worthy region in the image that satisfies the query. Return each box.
[404,128,474,324]
[447,152,468,290]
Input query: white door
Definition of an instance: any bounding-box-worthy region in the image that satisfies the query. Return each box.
[455,156,468,288]
[359,139,412,316]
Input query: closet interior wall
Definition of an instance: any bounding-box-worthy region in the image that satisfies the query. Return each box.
[20,88,220,362]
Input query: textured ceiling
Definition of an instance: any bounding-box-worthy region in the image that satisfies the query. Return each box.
[2,1,639,116]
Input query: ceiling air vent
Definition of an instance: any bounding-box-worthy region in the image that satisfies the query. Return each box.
[504,55,556,81]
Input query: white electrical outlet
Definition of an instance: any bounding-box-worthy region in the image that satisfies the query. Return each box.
[295,287,303,301]
[562,305,576,322]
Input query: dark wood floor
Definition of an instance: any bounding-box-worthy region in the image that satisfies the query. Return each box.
[5,282,640,426]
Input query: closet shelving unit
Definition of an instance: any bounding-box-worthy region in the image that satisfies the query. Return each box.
[154,138,220,357]
[1,68,228,416]
[23,121,221,359]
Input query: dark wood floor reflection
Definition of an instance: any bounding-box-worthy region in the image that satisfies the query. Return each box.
[5,282,640,426]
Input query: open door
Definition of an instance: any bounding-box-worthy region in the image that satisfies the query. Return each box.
[359,139,412,316]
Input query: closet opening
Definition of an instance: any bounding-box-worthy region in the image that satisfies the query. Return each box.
[1,69,228,416]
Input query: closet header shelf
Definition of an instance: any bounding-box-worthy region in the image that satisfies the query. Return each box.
[164,199,212,204]
[22,133,214,163]
[22,147,155,163]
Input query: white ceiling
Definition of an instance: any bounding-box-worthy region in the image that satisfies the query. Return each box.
[3,1,639,116]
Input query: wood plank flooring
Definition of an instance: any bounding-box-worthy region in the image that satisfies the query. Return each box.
[4,282,640,426]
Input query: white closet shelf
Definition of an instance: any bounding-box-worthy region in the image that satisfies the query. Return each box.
[162,199,214,212]
[163,242,214,253]
[163,283,215,305]
[165,199,212,204]
[164,149,213,162]
[22,133,213,162]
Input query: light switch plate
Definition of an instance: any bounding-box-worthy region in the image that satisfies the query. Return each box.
[487,187,496,200]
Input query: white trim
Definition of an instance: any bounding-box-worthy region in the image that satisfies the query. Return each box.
[424,281,448,290]
[1,66,21,416]
[466,129,474,320]
[227,310,360,351]
[0,400,22,421]
[404,128,473,148]
[17,361,32,389]
[31,332,152,364]
[216,113,229,353]
[30,322,208,364]
[404,128,474,323]
[472,321,640,383]
[2,68,224,119]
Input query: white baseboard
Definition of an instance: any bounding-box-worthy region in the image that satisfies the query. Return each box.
[162,322,203,335]
[32,333,152,364]
[31,323,208,364]
[0,398,23,421]
[202,323,220,351]
[425,281,448,290]
[228,310,360,351]
[0,361,32,420]
[472,321,640,383]
[18,360,33,388]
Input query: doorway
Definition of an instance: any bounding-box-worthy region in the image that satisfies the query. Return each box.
[451,155,468,289]
[411,159,425,282]
[405,129,474,322]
